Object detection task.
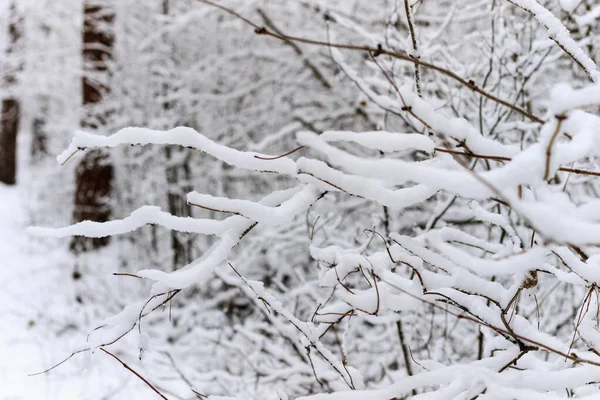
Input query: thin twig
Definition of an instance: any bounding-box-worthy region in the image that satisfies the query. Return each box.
[254,145,305,160]
[396,319,417,397]
[403,0,422,97]
[435,146,600,178]
[113,272,143,279]
[100,348,169,400]
[163,351,207,398]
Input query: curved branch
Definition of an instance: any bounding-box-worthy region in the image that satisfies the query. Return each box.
[197,0,543,124]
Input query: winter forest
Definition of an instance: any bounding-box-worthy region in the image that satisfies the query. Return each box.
[3,0,600,399]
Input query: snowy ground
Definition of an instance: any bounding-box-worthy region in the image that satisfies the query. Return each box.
[0,184,149,399]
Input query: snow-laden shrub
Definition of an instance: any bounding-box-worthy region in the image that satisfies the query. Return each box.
[30,1,600,399]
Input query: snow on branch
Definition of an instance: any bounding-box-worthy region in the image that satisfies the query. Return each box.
[57,127,297,175]
[320,130,435,153]
[137,185,322,291]
[297,157,438,208]
[27,205,232,238]
[328,45,522,158]
[187,184,323,226]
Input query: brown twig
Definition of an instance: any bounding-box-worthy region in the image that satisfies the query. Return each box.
[371,270,381,315]
[434,147,511,162]
[197,0,543,124]
[382,278,600,368]
[100,347,169,400]
[188,202,243,216]
[298,170,355,195]
[113,272,143,279]
[434,147,600,178]
[254,145,305,160]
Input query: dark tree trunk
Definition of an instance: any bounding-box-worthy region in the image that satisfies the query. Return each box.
[0,99,19,185]
[165,147,194,268]
[162,0,194,268]
[0,2,22,185]
[70,150,114,252]
[70,2,115,252]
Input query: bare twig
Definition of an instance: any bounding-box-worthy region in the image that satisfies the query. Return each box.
[113,272,143,279]
[254,145,305,160]
[100,347,169,400]
[396,319,417,396]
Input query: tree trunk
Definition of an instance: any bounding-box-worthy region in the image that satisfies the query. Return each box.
[162,0,194,268]
[30,95,49,162]
[0,99,19,185]
[70,2,115,252]
[165,147,194,268]
[0,2,22,185]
